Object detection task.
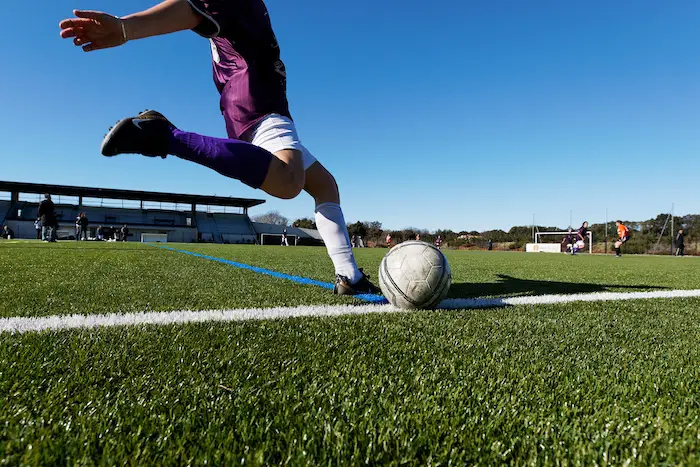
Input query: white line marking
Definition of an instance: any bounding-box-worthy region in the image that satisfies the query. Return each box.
[2,289,700,335]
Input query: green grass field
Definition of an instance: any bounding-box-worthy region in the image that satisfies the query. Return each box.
[1,241,699,465]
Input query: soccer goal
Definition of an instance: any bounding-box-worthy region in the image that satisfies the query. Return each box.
[141,233,168,243]
[526,231,593,254]
[260,233,297,246]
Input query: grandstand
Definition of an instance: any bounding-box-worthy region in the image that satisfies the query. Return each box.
[0,181,311,244]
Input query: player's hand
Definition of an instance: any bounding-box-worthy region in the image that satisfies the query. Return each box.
[59,10,127,52]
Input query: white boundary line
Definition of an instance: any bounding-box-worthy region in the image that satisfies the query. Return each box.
[2,289,700,335]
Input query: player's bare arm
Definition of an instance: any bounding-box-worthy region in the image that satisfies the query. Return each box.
[59,0,201,52]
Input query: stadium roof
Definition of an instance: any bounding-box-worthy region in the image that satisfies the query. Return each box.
[0,181,266,209]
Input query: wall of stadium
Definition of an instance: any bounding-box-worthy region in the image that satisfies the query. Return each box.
[5,220,197,243]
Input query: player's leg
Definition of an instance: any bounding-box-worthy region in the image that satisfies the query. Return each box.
[304,161,380,295]
[100,111,305,200]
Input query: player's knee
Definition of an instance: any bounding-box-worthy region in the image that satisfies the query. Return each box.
[262,150,305,199]
[278,165,305,199]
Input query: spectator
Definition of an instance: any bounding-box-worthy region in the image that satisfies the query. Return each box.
[281,227,289,246]
[120,224,129,242]
[351,234,357,248]
[38,194,57,242]
[2,225,14,239]
[675,229,685,257]
[357,235,364,248]
[435,235,442,250]
[488,239,493,251]
[96,225,104,241]
[34,218,42,240]
[415,234,421,241]
[79,213,89,241]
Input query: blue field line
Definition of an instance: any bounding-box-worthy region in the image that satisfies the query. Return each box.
[155,245,388,304]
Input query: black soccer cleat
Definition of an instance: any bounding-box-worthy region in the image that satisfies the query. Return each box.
[334,269,382,296]
[100,110,175,158]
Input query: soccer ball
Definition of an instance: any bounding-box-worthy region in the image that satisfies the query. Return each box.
[379,241,452,310]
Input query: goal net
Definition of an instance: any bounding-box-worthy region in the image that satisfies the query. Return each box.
[526,231,593,254]
[141,233,168,243]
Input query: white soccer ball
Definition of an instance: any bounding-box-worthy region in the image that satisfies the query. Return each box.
[379,241,452,310]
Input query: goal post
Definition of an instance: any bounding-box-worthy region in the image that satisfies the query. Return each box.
[527,231,593,254]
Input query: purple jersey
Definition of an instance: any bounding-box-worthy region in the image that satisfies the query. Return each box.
[577,227,588,241]
[187,0,292,139]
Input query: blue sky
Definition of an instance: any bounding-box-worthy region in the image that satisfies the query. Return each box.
[1,0,698,231]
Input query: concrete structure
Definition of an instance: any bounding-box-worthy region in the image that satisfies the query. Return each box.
[0,181,264,244]
[0,181,324,245]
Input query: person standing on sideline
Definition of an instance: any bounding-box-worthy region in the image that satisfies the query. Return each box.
[75,214,82,240]
[435,235,442,250]
[80,213,90,240]
[96,225,104,241]
[38,194,56,242]
[487,239,493,251]
[120,224,129,242]
[58,0,380,296]
[675,229,685,257]
[281,228,289,247]
[34,218,42,240]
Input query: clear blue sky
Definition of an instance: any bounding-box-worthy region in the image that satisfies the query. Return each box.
[1,0,698,231]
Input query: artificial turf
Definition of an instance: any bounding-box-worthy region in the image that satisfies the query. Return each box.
[1,241,699,465]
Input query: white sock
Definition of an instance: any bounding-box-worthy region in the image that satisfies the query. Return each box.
[315,202,362,283]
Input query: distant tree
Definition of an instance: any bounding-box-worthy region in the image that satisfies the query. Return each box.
[253,210,288,226]
[363,221,383,241]
[292,218,316,229]
[401,228,417,240]
[481,229,509,242]
[347,221,367,238]
[434,229,457,242]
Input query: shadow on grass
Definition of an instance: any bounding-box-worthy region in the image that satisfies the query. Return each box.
[449,274,667,298]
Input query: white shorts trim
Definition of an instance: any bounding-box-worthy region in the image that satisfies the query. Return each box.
[244,114,317,170]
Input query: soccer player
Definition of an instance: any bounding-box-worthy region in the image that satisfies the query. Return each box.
[614,220,629,257]
[435,235,442,250]
[561,228,576,254]
[59,0,379,295]
[572,221,588,255]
